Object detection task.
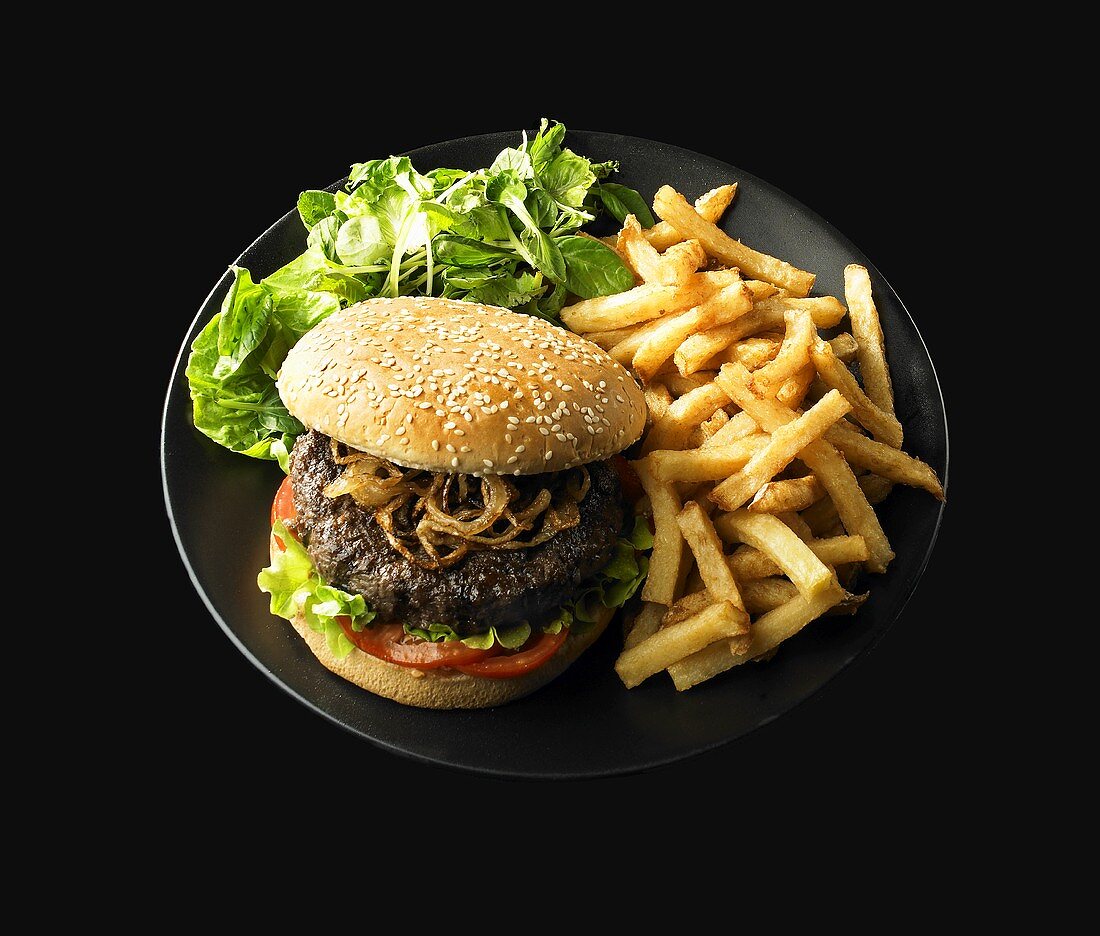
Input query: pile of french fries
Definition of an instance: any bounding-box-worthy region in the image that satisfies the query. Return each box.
[561,184,945,692]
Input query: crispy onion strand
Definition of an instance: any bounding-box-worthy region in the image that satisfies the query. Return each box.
[324,441,590,570]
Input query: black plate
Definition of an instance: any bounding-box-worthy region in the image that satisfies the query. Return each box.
[162,131,947,778]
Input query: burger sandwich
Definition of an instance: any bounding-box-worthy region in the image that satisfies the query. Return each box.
[258,297,650,709]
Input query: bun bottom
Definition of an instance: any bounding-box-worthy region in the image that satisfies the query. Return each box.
[290,604,614,709]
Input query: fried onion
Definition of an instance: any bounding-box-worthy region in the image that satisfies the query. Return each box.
[323,440,591,570]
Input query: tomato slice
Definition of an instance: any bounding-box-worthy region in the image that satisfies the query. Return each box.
[455,628,568,678]
[610,454,644,505]
[339,619,497,670]
[271,477,297,551]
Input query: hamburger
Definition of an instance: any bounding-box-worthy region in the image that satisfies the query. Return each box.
[258,296,649,709]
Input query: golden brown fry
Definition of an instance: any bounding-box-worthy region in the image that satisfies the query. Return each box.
[663,590,714,627]
[644,184,738,251]
[615,600,749,689]
[777,510,815,542]
[750,308,815,395]
[811,338,904,448]
[844,264,895,416]
[726,337,782,371]
[642,381,733,453]
[801,473,893,536]
[662,371,720,397]
[634,457,684,606]
[714,510,837,598]
[700,411,759,449]
[649,436,768,484]
[561,278,712,332]
[775,363,816,408]
[741,577,799,614]
[623,601,666,652]
[643,382,672,434]
[829,332,859,363]
[653,186,816,296]
[632,282,754,382]
[724,534,869,582]
[673,296,846,376]
[824,422,944,498]
[657,240,708,285]
[715,362,894,572]
[748,475,824,513]
[677,501,744,610]
[617,215,665,282]
[580,325,640,351]
[697,407,730,443]
[709,390,851,511]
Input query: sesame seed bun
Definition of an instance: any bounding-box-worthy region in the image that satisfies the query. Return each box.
[276,297,646,476]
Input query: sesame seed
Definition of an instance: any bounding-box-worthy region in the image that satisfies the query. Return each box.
[515,445,525,453]
[431,440,440,451]
[443,421,456,430]
[446,444,456,453]
[507,456,518,465]
[483,460,494,468]
[545,451,553,460]
[452,457,459,467]
[454,429,465,436]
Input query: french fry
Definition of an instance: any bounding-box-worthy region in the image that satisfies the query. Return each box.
[643,381,733,453]
[653,186,816,296]
[741,577,799,614]
[724,534,869,582]
[615,601,749,689]
[643,382,672,433]
[674,296,846,376]
[657,240,708,285]
[662,371,719,397]
[662,590,713,627]
[697,407,730,443]
[561,277,712,332]
[844,264,895,416]
[715,362,895,572]
[617,215,664,282]
[709,390,851,511]
[748,475,824,513]
[777,510,815,543]
[801,473,894,536]
[811,338,904,448]
[741,585,845,659]
[644,184,738,251]
[677,501,745,609]
[725,337,782,371]
[824,422,944,498]
[775,363,816,408]
[714,510,837,598]
[634,457,684,606]
[670,583,848,692]
[701,411,759,449]
[581,324,641,350]
[829,332,859,363]
[750,309,814,395]
[623,601,667,652]
[649,436,768,483]
[632,282,754,382]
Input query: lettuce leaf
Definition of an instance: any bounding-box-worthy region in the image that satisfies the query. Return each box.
[257,521,374,658]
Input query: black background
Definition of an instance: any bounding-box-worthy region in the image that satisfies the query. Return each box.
[148,92,966,809]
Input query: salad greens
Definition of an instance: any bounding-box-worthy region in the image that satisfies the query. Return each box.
[258,516,652,656]
[187,119,647,463]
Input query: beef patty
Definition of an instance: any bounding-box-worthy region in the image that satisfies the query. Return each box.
[288,430,625,635]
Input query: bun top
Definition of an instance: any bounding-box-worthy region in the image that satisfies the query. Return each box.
[277,297,646,476]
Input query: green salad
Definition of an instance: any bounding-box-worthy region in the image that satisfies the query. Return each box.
[186,119,651,466]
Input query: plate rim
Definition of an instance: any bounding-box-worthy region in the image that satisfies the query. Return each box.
[161,129,949,778]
